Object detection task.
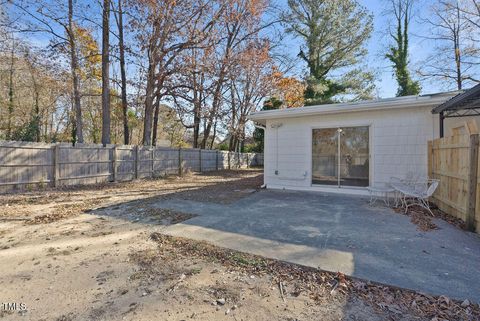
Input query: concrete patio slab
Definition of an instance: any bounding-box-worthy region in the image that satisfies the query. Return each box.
[156,189,480,302]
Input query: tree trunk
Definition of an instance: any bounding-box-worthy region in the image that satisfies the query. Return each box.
[210,116,217,150]
[34,90,40,142]
[7,44,14,141]
[201,82,222,148]
[29,60,41,142]
[455,40,462,90]
[152,95,161,146]
[193,102,200,148]
[70,97,77,144]
[101,0,111,146]
[117,0,129,144]
[192,79,200,148]
[229,84,237,151]
[44,102,49,141]
[143,60,155,146]
[192,67,203,148]
[454,3,462,90]
[240,120,246,152]
[201,57,229,149]
[201,99,217,149]
[68,0,84,144]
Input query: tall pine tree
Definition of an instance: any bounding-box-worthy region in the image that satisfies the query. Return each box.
[284,0,374,105]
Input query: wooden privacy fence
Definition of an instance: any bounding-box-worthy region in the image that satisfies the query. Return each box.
[0,141,264,193]
[428,134,479,232]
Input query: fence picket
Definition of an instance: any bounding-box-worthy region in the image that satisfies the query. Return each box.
[429,134,479,233]
[0,141,263,193]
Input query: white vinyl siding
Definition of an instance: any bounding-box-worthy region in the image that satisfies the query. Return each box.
[263,105,440,193]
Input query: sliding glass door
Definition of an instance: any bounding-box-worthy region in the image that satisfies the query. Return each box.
[312,127,369,187]
[312,128,339,185]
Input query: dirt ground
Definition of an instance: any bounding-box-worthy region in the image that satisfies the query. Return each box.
[0,170,478,321]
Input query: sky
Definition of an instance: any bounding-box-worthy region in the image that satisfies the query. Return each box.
[13,0,461,99]
[358,0,437,97]
[276,0,446,98]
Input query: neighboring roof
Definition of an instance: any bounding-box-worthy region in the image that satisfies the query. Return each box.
[249,91,459,125]
[432,84,480,117]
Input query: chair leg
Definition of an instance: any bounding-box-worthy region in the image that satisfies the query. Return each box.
[419,198,434,216]
[395,191,402,208]
[369,193,375,206]
[403,196,409,214]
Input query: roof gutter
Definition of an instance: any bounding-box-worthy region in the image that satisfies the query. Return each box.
[248,94,455,123]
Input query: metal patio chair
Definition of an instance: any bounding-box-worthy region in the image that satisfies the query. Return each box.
[389,172,420,207]
[393,179,439,215]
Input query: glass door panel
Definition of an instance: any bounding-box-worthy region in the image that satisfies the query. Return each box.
[339,127,369,187]
[312,126,369,187]
[312,128,338,185]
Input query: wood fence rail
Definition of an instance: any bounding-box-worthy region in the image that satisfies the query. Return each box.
[428,134,479,232]
[0,141,263,194]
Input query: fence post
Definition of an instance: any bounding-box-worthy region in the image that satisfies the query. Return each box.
[178,148,182,176]
[427,141,433,178]
[53,144,59,187]
[467,134,479,231]
[427,140,434,205]
[199,149,202,172]
[112,145,117,182]
[134,145,139,179]
[216,150,219,171]
[246,153,249,168]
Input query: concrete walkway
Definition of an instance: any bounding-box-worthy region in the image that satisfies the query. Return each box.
[155,189,480,302]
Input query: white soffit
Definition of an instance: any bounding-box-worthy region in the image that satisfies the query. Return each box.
[248,92,459,124]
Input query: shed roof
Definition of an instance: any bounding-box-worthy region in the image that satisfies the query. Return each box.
[249,91,459,125]
[432,84,480,117]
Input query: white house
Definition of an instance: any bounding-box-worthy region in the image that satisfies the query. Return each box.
[248,91,474,195]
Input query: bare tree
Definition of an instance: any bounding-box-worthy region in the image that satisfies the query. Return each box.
[129,0,223,146]
[418,0,480,90]
[10,0,86,143]
[200,0,270,149]
[173,45,214,148]
[6,36,14,140]
[225,41,273,152]
[113,0,129,144]
[170,0,276,149]
[101,0,111,146]
[67,0,84,143]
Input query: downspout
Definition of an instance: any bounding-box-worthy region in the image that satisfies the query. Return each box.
[254,124,267,188]
[270,123,283,176]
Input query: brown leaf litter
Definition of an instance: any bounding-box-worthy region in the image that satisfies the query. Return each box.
[394,204,466,232]
[0,170,263,224]
[27,200,103,224]
[149,232,480,321]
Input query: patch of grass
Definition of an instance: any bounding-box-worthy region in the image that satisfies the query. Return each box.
[186,266,202,275]
[229,252,266,268]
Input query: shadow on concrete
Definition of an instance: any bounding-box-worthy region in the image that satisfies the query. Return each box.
[89,174,480,302]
